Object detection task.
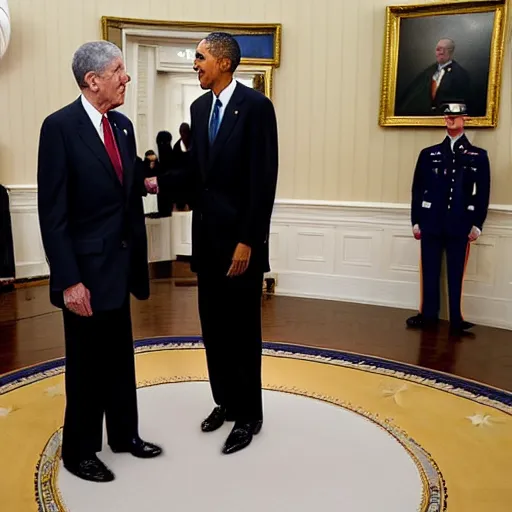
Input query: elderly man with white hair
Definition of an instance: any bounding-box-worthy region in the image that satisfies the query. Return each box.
[37,41,162,483]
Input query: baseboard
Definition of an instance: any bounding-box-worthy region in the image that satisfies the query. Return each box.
[276,272,417,310]
[275,271,512,330]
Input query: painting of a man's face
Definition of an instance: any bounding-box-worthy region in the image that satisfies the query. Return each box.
[435,38,454,65]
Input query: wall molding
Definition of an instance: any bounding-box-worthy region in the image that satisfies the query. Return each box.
[5,187,512,330]
[5,185,48,279]
[4,185,187,278]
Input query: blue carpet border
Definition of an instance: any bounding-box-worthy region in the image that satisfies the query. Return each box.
[1,336,511,407]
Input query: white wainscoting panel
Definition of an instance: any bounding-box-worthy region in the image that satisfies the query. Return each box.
[270,200,512,330]
[5,188,512,330]
[7,186,48,278]
[170,212,193,257]
[5,186,191,277]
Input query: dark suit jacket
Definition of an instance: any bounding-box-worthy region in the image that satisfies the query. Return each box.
[37,97,149,311]
[0,184,15,279]
[411,134,490,237]
[396,61,472,116]
[160,82,279,274]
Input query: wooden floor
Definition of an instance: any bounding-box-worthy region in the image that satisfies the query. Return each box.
[1,279,511,391]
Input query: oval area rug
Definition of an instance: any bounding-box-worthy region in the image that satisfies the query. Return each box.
[0,337,511,511]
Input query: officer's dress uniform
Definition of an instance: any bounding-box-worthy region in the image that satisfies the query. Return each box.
[407,133,490,333]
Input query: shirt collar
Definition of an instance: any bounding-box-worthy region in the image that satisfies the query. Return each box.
[438,60,452,71]
[81,94,104,130]
[213,78,237,107]
[447,132,464,151]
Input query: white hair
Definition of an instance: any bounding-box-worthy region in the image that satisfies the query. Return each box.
[72,41,123,88]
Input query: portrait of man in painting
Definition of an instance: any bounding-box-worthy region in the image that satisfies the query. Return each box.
[394,11,494,118]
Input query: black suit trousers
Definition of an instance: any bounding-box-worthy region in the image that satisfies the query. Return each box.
[197,264,263,422]
[420,233,470,326]
[61,298,138,462]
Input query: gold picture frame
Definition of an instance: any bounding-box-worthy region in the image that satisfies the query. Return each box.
[101,17,281,99]
[379,0,508,127]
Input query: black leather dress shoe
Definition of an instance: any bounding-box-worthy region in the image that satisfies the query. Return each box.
[63,456,115,483]
[222,420,263,455]
[406,314,439,330]
[201,406,234,432]
[110,438,162,459]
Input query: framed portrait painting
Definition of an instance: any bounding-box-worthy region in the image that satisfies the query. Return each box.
[379,0,507,127]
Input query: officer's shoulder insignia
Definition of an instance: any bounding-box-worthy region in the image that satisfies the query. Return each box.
[430,151,442,156]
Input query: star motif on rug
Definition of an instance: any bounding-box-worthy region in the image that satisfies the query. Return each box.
[466,414,493,427]
[0,406,17,418]
[382,383,408,406]
[45,384,64,397]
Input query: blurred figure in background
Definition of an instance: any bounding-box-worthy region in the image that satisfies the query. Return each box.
[173,123,192,210]
[155,131,175,217]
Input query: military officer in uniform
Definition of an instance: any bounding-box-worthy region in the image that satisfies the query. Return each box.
[406,102,490,336]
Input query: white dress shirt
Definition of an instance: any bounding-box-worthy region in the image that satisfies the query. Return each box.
[432,60,452,87]
[209,78,238,127]
[81,94,105,143]
[448,132,464,152]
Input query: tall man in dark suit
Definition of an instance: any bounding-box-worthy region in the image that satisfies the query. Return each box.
[37,41,162,483]
[149,32,278,455]
[406,102,490,336]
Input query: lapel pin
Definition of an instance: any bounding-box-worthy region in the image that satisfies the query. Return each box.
[234,110,239,115]
[123,129,128,135]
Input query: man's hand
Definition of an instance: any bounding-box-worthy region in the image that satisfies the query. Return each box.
[412,224,421,240]
[145,177,159,194]
[64,283,93,317]
[227,243,252,277]
[468,226,481,242]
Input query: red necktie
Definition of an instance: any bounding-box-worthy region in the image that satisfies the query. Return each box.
[102,115,123,184]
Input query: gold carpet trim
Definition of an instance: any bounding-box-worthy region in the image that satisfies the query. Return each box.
[263,349,512,415]
[132,343,512,414]
[34,343,448,512]
[38,376,444,512]
[2,341,510,511]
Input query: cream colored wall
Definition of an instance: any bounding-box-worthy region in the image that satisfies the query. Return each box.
[0,0,511,204]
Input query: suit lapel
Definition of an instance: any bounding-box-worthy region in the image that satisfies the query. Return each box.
[208,82,246,171]
[196,94,212,182]
[73,99,121,189]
